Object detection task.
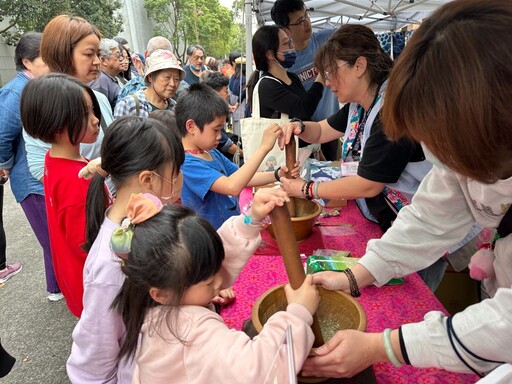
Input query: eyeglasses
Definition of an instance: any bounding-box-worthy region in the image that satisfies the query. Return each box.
[111,54,127,62]
[283,38,294,49]
[323,62,350,81]
[288,10,310,27]
[152,170,182,199]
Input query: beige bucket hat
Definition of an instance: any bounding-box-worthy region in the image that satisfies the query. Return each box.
[144,49,185,82]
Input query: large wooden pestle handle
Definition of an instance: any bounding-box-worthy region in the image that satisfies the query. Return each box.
[285,138,296,179]
[269,204,324,347]
[269,204,304,289]
[285,138,296,217]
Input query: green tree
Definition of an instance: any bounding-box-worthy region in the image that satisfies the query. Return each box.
[72,0,123,38]
[0,0,123,45]
[144,0,246,62]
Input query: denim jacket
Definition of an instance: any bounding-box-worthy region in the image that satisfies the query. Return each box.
[0,71,43,203]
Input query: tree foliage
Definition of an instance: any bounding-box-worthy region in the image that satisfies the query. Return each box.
[144,0,246,62]
[0,0,123,45]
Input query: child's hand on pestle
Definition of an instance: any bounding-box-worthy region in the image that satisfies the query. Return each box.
[260,123,283,153]
[275,161,301,181]
[248,187,290,223]
[284,274,320,316]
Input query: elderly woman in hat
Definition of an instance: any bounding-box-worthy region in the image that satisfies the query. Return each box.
[114,49,185,118]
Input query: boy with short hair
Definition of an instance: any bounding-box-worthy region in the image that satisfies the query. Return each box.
[176,83,291,229]
[201,71,243,162]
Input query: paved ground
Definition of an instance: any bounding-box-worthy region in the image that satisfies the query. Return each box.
[1,183,76,384]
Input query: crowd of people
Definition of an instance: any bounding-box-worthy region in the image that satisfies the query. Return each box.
[0,0,511,382]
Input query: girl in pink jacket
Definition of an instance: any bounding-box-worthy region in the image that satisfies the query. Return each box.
[111,193,320,384]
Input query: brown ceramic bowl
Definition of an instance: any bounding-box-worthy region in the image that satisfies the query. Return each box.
[252,284,367,383]
[267,198,322,242]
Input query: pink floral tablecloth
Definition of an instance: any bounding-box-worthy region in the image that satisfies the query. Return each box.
[241,188,384,258]
[221,189,478,383]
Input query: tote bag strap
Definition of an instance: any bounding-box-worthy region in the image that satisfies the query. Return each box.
[253,75,289,121]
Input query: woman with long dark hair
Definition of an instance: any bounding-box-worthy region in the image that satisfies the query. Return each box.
[247,25,323,120]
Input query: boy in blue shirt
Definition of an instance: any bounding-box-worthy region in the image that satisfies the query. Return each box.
[177,83,297,229]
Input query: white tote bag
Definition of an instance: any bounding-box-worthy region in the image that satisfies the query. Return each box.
[240,76,298,172]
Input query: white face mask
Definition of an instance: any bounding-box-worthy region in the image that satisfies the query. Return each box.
[151,171,182,205]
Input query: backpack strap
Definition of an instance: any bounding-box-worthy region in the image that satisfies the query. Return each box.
[253,75,289,120]
[497,204,512,239]
[131,94,140,117]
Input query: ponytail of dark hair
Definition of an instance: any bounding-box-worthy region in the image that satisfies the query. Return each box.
[111,205,224,360]
[84,116,185,252]
[112,270,156,360]
[83,174,111,252]
[246,70,261,115]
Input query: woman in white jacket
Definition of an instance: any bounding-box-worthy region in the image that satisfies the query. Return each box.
[300,0,512,382]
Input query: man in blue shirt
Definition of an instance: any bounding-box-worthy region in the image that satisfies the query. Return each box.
[271,0,340,160]
[89,38,123,110]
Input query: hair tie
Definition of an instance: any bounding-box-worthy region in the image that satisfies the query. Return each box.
[110,193,163,259]
[96,164,109,178]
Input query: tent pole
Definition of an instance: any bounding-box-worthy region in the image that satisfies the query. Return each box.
[245,0,253,80]
[390,31,394,60]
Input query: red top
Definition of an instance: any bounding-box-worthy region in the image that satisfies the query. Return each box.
[44,152,91,317]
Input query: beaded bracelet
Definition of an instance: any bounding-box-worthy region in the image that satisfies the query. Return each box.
[241,201,270,229]
[273,166,281,182]
[243,215,270,229]
[342,268,361,297]
[309,182,315,200]
[304,180,314,200]
[383,328,403,368]
[300,181,307,197]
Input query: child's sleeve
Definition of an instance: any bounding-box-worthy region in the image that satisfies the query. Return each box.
[187,306,314,382]
[216,215,261,288]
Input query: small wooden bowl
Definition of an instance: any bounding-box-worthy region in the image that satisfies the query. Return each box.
[267,198,322,242]
[252,284,366,383]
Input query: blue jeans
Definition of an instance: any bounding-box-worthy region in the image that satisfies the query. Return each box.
[0,185,6,270]
[20,193,60,293]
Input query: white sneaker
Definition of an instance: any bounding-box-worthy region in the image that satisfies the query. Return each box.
[47,292,65,302]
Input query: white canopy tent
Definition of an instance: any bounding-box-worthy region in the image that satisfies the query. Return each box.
[244,0,451,76]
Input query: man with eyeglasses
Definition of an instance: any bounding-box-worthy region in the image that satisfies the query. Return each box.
[177,44,207,96]
[89,38,123,111]
[271,0,340,161]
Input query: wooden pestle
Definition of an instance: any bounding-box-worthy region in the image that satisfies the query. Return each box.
[284,139,297,218]
[269,204,325,347]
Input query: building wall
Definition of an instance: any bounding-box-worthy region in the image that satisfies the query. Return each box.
[0,21,16,87]
[116,0,155,54]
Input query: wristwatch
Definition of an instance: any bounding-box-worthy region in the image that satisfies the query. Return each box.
[289,118,306,134]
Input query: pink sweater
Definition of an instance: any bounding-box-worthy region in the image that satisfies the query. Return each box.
[133,303,314,383]
[132,217,315,383]
[68,214,270,383]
